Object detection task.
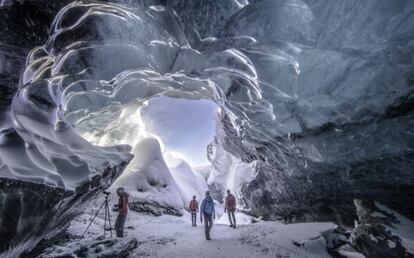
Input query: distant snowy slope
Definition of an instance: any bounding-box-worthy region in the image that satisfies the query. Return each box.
[165,152,208,202]
[113,138,208,210]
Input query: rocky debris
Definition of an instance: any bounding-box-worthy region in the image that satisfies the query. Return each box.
[129,200,183,217]
[34,236,139,258]
[350,199,414,258]
[321,227,352,258]
[322,227,350,249]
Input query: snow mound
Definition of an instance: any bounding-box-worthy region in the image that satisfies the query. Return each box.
[165,152,209,201]
[114,138,208,211]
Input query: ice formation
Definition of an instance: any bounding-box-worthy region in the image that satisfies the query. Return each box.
[0,0,413,256]
[113,138,208,212]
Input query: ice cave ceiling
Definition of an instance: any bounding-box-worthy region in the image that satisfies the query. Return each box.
[0,0,413,254]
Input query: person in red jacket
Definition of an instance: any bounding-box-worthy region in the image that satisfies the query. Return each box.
[189,195,199,227]
[224,189,236,228]
[114,187,129,237]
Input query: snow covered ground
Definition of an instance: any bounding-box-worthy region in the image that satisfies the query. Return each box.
[40,206,365,258]
[33,137,366,258]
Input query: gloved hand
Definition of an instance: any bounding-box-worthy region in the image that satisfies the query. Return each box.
[224,208,227,213]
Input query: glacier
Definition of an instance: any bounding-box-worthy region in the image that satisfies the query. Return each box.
[0,0,413,257]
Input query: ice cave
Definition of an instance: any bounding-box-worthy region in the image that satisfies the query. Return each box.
[0,0,413,257]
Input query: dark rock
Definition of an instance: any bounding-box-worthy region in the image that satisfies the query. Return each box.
[129,200,183,217]
[321,227,351,257]
[322,227,350,251]
[74,245,89,257]
[33,237,138,258]
[350,199,414,258]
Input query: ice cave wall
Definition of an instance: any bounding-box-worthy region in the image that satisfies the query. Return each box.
[0,0,413,255]
[178,0,414,224]
[219,0,414,223]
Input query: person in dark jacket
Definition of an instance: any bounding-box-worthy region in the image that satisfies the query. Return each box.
[224,189,237,228]
[200,191,215,240]
[114,187,129,237]
[189,195,199,227]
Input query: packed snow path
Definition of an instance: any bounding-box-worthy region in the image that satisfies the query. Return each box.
[64,210,364,258]
[132,215,263,258]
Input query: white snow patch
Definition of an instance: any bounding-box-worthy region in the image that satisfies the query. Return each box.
[113,137,208,210]
[216,212,257,226]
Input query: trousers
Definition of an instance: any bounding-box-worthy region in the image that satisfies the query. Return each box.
[203,213,213,240]
[191,212,197,226]
[115,214,126,237]
[228,209,236,227]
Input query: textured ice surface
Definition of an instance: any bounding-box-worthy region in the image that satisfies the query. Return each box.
[0,0,413,255]
[227,0,414,223]
[170,0,242,39]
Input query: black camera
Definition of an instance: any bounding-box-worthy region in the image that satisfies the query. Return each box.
[103,191,111,196]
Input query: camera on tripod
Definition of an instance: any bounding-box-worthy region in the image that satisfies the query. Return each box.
[81,190,114,239]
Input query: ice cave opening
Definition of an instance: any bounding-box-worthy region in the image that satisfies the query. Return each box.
[102,95,222,214]
[139,95,219,168]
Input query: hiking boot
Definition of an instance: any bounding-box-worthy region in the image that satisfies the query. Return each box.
[229,224,234,227]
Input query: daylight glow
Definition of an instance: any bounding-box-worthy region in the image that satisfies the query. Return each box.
[140,96,219,167]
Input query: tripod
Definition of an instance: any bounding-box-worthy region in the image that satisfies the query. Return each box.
[81,193,113,239]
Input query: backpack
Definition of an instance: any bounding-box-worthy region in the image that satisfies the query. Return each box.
[202,198,214,215]
[189,200,198,211]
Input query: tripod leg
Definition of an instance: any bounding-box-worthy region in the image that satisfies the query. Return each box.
[81,200,106,239]
[104,200,113,238]
[104,201,107,238]
[106,201,113,238]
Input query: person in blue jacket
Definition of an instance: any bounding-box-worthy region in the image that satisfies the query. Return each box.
[200,191,215,240]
